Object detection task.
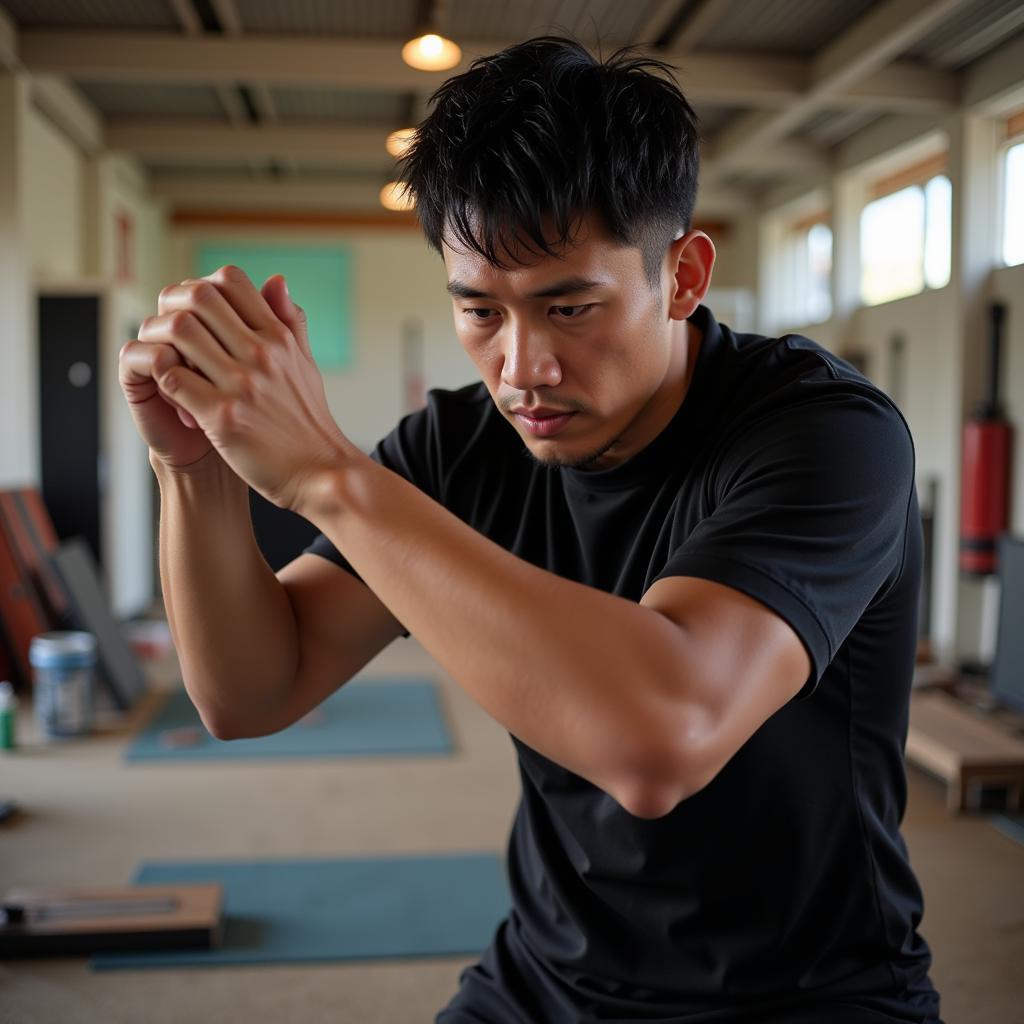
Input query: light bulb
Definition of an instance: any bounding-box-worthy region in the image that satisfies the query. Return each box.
[380,181,415,212]
[401,33,461,72]
[386,128,417,159]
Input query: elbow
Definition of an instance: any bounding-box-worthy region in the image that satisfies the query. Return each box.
[612,738,720,820]
[197,707,240,741]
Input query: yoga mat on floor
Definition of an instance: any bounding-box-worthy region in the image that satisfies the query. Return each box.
[124,678,452,761]
[91,853,508,969]
[992,814,1024,846]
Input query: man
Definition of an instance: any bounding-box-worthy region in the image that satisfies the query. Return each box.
[119,37,941,1024]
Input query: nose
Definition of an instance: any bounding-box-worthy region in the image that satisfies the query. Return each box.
[500,321,562,391]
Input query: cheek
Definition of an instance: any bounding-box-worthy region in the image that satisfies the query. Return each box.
[458,330,503,381]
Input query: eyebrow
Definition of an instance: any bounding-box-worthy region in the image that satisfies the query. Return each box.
[445,276,605,300]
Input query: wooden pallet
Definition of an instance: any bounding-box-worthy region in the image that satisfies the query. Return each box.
[906,690,1024,812]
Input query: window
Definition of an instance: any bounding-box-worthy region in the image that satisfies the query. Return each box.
[1002,110,1024,266]
[860,153,951,306]
[776,215,833,327]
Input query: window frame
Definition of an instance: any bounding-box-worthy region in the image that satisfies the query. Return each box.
[998,110,1024,268]
[859,151,951,307]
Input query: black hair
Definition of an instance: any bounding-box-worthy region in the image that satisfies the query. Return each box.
[398,36,701,286]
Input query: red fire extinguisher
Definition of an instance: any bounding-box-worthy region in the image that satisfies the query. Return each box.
[960,302,1014,575]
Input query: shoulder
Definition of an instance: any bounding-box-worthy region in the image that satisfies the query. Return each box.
[719,322,912,448]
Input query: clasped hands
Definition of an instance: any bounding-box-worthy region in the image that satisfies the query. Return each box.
[120,265,354,516]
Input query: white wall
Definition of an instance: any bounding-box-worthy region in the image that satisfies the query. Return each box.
[0,75,36,486]
[23,106,83,281]
[9,98,168,618]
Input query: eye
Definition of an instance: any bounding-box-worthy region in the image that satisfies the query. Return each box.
[552,304,592,319]
[462,308,498,322]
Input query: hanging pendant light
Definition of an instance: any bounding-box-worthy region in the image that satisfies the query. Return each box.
[401,32,461,72]
[380,181,415,212]
[386,128,417,159]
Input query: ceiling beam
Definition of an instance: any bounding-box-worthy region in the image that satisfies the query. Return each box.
[837,62,958,111]
[962,27,1024,117]
[708,0,969,172]
[210,0,244,35]
[16,31,957,112]
[106,121,396,167]
[0,5,18,71]
[107,117,826,180]
[151,175,386,211]
[152,172,757,220]
[168,0,202,36]
[666,0,731,53]
[633,0,685,45]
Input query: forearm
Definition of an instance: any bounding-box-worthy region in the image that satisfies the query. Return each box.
[301,455,701,813]
[152,454,299,736]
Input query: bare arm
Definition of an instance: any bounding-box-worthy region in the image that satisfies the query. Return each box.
[297,456,811,818]
[152,452,298,737]
[152,452,401,739]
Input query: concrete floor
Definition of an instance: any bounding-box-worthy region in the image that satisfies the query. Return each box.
[1,637,1022,1024]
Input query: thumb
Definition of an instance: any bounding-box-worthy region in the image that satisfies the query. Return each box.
[261,274,313,360]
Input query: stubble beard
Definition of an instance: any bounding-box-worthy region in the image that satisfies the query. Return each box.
[520,431,622,471]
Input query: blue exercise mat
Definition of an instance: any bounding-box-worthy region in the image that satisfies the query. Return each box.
[91,852,509,969]
[992,814,1024,846]
[125,678,452,761]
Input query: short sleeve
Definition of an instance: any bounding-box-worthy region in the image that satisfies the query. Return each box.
[653,384,915,699]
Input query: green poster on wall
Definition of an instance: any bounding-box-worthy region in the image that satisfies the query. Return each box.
[196,242,353,370]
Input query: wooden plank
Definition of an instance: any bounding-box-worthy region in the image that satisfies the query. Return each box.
[908,691,1024,766]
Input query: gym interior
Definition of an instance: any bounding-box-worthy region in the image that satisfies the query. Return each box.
[0,2,1022,1022]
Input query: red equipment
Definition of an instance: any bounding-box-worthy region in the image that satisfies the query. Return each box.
[960,303,1014,575]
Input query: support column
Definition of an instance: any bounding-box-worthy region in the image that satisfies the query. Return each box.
[948,111,1002,666]
[0,72,37,486]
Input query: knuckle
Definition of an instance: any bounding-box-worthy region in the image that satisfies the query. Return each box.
[218,264,245,282]
[158,284,176,303]
[265,322,290,345]
[186,280,216,304]
[168,310,196,336]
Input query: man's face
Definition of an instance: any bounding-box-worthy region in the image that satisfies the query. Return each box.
[442,213,685,470]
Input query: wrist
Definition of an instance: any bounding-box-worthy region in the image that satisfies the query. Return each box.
[293,443,373,525]
[150,449,239,493]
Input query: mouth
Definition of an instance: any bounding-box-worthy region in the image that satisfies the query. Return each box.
[511,407,578,438]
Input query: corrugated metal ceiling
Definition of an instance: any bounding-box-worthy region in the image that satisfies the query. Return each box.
[447,0,664,45]
[1,0,178,29]
[76,82,227,120]
[234,0,421,37]
[269,87,407,124]
[905,0,1024,69]
[697,0,878,56]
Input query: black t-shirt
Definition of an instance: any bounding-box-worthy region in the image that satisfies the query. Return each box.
[304,305,940,1024]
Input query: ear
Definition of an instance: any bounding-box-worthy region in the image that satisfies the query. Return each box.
[664,230,716,321]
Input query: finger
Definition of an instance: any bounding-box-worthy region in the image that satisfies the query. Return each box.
[120,337,185,391]
[202,264,280,332]
[261,275,314,361]
[138,311,239,391]
[119,340,199,429]
[158,277,258,363]
[155,361,223,428]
